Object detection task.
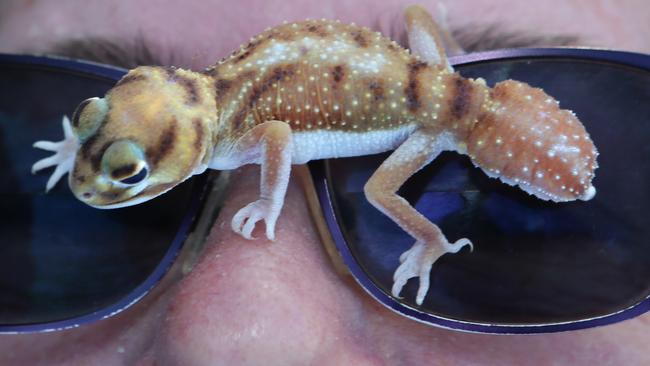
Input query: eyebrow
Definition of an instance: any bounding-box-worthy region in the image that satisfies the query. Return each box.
[452,25,581,52]
[48,36,169,69]
[47,24,582,69]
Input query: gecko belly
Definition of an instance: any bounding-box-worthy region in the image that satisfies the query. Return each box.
[291,123,417,164]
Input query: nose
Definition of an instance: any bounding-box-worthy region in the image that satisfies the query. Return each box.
[151,167,353,363]
[77,186,97,201]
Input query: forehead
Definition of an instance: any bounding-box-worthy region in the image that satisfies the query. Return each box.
[3,0,649,70]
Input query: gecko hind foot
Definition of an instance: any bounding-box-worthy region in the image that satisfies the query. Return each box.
[392,238,473,306]
[31,115,79,192]
[231,199,281,241]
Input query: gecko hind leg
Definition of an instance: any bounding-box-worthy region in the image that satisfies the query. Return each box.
[364,129,472,305]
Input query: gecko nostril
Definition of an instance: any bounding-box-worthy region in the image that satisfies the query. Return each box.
[82,192,93,199]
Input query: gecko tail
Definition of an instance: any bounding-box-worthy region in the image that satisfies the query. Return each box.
[465,80,599,202]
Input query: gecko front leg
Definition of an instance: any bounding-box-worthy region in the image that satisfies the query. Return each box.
[31,115,79,191]
[364,130,473,306]
[230,121,293,241]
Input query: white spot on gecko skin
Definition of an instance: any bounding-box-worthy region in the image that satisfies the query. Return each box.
[552,143,581,155]
[350,53,387,74]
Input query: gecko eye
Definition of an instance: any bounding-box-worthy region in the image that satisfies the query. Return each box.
[118,166,148,185]
[71,97,108,142]
[102,140,148,185]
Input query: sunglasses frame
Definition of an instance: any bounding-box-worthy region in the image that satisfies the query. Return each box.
[0,53,209,334]
[1,47,648,334]
[309,47,650,334]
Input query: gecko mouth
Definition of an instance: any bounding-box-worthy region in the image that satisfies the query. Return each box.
[83,182,178,209]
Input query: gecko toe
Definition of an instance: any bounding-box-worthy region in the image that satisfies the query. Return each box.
[231,199,281,241]
[392,237,473,305]
[241,210,263,239]
[32,115,79,190]
[445,238,473,253]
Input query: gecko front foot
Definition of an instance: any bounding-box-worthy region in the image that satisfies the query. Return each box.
[31,116,79,191]
[392,237,473,306]
[231,198,281,241]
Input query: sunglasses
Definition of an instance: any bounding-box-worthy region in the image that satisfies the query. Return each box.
[0,54,217,333]
[1,48,649,334]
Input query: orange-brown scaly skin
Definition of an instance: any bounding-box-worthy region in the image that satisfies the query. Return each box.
[468,80,598,201]
[205,20,475,138]
[206,19,595,201]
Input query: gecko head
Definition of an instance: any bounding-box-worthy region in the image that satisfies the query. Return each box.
[467,80,599,203]
[68,66,215,208]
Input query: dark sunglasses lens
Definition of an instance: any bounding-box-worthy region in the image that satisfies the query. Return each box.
[0,60,200,327]
[323,55,650,326]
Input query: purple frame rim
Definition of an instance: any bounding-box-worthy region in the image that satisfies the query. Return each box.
[0,54,207,333]
[310,47,650,334]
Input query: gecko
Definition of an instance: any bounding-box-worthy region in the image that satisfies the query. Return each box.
[32,6,598,306]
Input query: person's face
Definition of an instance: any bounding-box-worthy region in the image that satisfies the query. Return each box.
[1,0,650,364]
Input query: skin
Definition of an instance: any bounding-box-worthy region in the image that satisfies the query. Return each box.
[1,0,649,365]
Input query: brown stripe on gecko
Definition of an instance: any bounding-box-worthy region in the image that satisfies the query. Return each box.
[305,23,329,37]
[230,65,296,130]
[265,27,295,42]
[192,117,205,152]
[90,141,113,172]
[175,74,200,105]
[115,73,146,87]
[72,164,85,184]
[214,79,231,106]
[368,79,385,102]
[332,64,346,87]
[215,70,256,105]
[215,78,232,101]
[163,67,177,79]
[249,65,296,107]
[163,71,200,105]
[147,119,177,166]
[234,50,252,63]
[450,76,474,120]
[233,37,268,64]
[349,30,369,47]
[387,42,400,52]
[80,133,98,160]
[201,66,219,78]
[404,60,427,112]
[77,97,117,166]
[232,107,249,132]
